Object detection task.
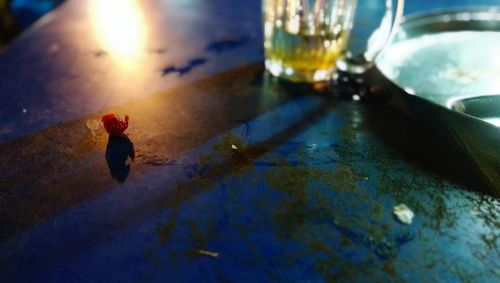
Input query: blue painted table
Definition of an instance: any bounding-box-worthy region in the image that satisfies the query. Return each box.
[0,0,499,282]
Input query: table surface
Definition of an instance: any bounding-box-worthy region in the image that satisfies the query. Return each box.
[1,0,499,282]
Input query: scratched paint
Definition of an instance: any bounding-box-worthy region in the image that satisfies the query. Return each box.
[1,63,498,282]
[161,58,208,77]
[206,37,248,53]
[2,30,499,283]
[145,105,499,282]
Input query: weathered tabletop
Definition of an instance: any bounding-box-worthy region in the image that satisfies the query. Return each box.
[0,0,499,282]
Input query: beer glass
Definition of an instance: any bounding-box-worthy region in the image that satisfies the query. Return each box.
[263,0,404,82]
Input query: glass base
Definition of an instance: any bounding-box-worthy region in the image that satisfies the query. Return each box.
[264,59,336,83]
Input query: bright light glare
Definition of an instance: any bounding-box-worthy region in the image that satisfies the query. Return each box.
[89,0,147,65]
[484,118,500,127]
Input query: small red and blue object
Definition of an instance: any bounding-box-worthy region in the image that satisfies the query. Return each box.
[101,113,129,136]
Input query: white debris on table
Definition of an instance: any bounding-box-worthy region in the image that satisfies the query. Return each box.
[231,144,238,150]
[198,250,219,258]
[393,203,414,225]
[85,119,101,136]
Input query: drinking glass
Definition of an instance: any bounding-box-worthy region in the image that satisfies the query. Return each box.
[263,0,404,82]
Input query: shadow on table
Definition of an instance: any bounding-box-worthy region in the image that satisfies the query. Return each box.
[105,135,135,183]
[359,69,492,193]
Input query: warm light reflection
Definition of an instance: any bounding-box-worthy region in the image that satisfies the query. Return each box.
[89,0,147,67]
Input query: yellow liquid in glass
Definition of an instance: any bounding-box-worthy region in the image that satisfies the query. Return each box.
[265,26,348,82]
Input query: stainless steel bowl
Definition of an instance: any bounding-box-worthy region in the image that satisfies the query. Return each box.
[375,7,500,196]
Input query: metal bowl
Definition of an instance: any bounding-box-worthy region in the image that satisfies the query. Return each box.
[375,7,500,196]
